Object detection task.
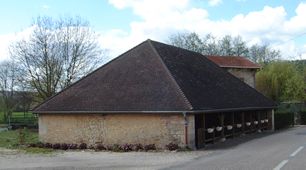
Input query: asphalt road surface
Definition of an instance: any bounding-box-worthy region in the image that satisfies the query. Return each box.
[165,126,306,170]
[1,126,306,170]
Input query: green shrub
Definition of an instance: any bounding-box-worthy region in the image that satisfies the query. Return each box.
[274,112,294,130]
[78,143,87,149]
[144,144,156,151]
[165,142,179,151]
[107,144,121,152]
[300,110,306,125]
[120,143,133,152]
[95,144,106,151]
[132,143,143,151]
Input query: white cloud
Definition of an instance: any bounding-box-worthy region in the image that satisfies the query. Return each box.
[42,5,50,9]
[1,1,306,62]
[104,0,209,59]
[284,2,306,33]
[0,34,14,61]
[100,0,306,60]
[208,0,222,6]
[0,27,34,61]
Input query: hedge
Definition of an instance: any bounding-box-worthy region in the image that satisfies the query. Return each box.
[274,112,294,130]
[300,110,306,125]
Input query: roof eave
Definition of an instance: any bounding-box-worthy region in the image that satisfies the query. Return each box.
[33,106,277,114]
[219,66,261,69]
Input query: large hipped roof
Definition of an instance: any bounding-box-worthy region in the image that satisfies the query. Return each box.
[33,40,276,113]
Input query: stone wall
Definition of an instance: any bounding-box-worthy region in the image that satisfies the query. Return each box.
[39,113,195,149]
[226,68,257,88]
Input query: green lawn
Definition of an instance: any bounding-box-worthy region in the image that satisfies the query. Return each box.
[12,112,34,116]
[0,129,54,154]
[0,129,38,148]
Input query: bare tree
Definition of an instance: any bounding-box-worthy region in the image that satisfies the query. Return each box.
[248,44,281,64]
[169,32,205,54]
[202,34,219,55]
[218,35,234,56]
[17,79,35,115]
[232,36,249,56]
[169,32,281,63]
[0,60,21,122]
[10,16,105,101]
[169,33,248,56]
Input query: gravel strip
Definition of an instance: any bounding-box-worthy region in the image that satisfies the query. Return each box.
[0,149,211,170]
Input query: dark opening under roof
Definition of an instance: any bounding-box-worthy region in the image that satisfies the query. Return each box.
[33,39,276,114]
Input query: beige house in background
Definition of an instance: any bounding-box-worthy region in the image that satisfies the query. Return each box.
[33,40,276,149]
[207,56,261,88]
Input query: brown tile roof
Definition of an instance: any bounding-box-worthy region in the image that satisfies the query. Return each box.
[206,55,261,69]
[33,40,276,113]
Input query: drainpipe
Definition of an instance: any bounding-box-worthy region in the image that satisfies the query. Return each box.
[183,112,188,147]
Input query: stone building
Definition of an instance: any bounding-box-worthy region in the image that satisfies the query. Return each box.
[207,56,261,88]
[33,40,276,149]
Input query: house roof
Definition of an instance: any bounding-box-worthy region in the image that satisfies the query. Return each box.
[206,55,261,69]
[33,40,276,114]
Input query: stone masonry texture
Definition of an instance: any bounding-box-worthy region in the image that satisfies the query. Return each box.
[226,68,256,88]
[39,113,195,149]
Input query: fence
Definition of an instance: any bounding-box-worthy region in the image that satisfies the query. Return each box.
[2,112,38,129]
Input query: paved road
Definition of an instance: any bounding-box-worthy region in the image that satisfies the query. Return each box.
[165,126,306,170]
[1,126,306,170]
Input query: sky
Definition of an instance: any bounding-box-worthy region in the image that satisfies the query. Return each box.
[0,0,306,62]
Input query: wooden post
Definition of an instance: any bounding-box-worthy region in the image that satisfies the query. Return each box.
[250,114,252,132]
[203,114,205,147]
[221,113,225,139]
[253,112,256,131]
[232,112,235,137]
[258,111,261,130]
[242,112,245,134]
[197,128,204,148]
[271,110,275,131]
[212,127,215,144]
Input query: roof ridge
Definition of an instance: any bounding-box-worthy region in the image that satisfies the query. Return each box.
[33,40,150,111]
[147,40,193,110]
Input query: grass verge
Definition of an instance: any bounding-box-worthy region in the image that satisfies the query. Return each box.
[0,129,53,154]
[22,147,54,154]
